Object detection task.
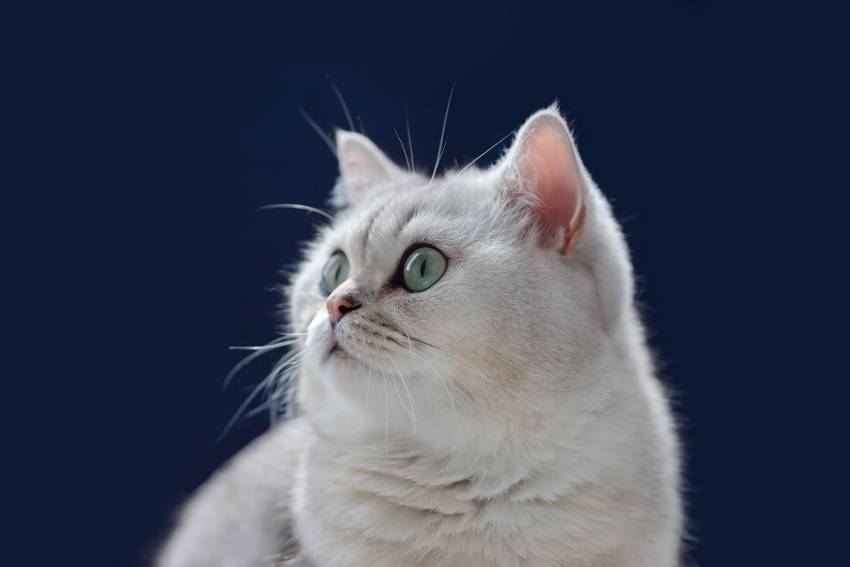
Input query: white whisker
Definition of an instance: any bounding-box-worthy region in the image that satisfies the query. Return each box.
[224,336,298,390]
[457,129,516,175]
[383,375,390,452]
[228,339,298,352]
[405,108,415,170]
[218,376,272,440]
[405,346,458,415]
[259,203,334,222]
[328,77,355,132]
[390,364,412,423]
[430,84,455,182]
[297,106,337,157]
[391,357,417,437]
[404,345,460,417]
[393,128,412,173]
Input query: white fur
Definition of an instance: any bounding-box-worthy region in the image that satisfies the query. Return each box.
[159,107,682,567]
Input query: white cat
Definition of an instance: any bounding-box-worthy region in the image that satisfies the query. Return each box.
[158,106,683,567]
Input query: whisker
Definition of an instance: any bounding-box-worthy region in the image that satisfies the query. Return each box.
[242,403,274,420]
[394,366,417,436]
[259,203,334,222]
[433,134,449,181]
[327,76,356,132]
[228,339,299,352]
[407,334,440,350]
[297,106,337,157]
[405,106,415,170]
[457,129,516,175]
[218,376,273,440]
[383,373,390,451]
[269,353,303,420]
[430,84,455,182]
[382,352,416,436]
[229,348,301,432]
[271,362,302,420]
[223,337,296,390]
[370,317,440,351]
[393,128,412,173]
[397,331,480,416]
[403,345,460,417]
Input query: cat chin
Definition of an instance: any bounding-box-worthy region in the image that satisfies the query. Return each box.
[324,339,350,362]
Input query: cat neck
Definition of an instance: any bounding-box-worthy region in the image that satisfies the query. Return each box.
[292,369,648,567]
[298,371,625,504]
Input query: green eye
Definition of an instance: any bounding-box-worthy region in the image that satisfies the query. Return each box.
[402,246,447,292]
[320,252,350,295]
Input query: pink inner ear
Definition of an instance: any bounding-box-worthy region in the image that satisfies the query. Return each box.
[520,120,584,253]
[339,154,372,198]
[339,146,383,200]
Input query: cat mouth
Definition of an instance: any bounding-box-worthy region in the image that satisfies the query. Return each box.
[326,338,341,357]
[326,336,353,361]
[324,330,374,370]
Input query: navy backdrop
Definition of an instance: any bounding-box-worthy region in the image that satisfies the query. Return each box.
[12,2,845,566]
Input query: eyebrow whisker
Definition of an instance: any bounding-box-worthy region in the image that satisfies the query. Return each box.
[328,77,356,132]
[430,84,455,182]
[297,105,337,157]
[259,203,334,222]
[393,128,413,173]
[457,129,516,175]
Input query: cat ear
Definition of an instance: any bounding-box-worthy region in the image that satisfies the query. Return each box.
[499,106,587,255]
[334,130,405,207]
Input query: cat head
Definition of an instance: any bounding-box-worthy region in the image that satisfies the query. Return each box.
[286,106,635,448]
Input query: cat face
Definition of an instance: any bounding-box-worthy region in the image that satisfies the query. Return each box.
[287,107,633,442]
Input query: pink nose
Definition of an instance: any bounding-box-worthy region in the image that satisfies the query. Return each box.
[326,295,361,325]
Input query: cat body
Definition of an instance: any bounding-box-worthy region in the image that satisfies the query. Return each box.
[159,107,683,566]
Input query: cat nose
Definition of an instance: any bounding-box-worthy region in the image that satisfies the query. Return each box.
[326,294,362,325]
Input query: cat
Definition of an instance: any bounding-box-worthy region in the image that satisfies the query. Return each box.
[158,105,683,567]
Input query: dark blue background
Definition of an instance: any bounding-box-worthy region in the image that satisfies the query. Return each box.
[10,2,845,566]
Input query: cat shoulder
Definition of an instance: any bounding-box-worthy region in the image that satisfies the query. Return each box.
[157,418,311,567]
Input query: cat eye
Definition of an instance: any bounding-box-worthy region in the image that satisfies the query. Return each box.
[402,246,447,292]
[320,252,350,295]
